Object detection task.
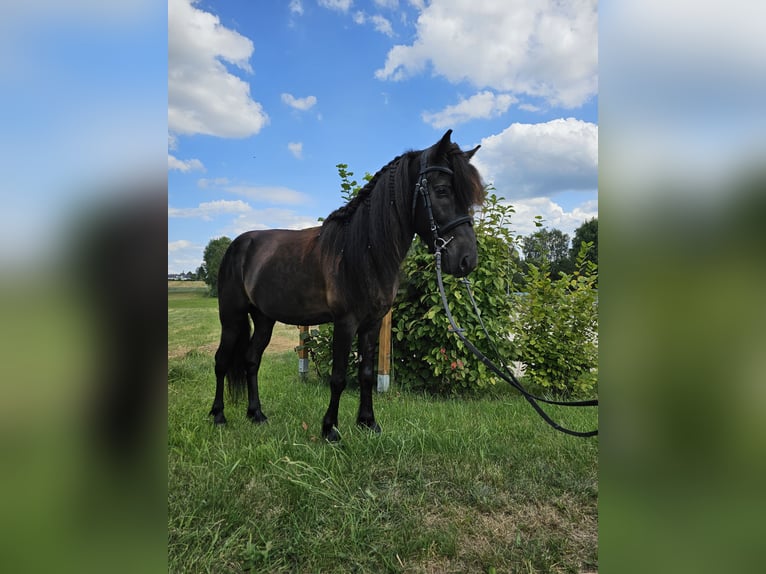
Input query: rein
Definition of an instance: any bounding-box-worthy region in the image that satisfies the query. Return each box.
[434,250,598,437]
[414,150,598,438]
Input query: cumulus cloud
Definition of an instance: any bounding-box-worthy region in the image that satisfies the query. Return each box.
[168,154,205,172]
[168,0,268,138]
[472,118,598,198]
[168,199,252,219]
[281,93,317,111]
[422,91,517,128]
[289,0,304,16]
[376,0,597,108]
[497,196,598,238]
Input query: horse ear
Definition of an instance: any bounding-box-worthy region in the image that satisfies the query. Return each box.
[434,129,453,160]
[464,144,480,161]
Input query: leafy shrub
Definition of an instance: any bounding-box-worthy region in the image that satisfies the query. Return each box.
[391,192,519,395]
[300,324,359,386]
[510,241,598,397]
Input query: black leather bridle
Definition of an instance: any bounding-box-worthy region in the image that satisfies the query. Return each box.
[411,153,474,251]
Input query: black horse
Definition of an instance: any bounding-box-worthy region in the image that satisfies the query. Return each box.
[210,130,484,441]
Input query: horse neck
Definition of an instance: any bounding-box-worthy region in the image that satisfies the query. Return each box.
[352,153,419,297]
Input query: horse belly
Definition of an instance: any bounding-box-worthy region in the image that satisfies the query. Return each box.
[243,230,333,325]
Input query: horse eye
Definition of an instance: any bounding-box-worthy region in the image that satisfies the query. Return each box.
[434,186,450,197]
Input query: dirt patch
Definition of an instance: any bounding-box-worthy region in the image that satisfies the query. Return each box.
[412,496,597,573]
[266,323,302,355]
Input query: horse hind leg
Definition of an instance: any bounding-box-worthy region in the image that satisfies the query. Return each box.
[245,309,275,423]
[211,315,250,425]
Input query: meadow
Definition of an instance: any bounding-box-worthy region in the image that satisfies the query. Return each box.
[168,282,598,573]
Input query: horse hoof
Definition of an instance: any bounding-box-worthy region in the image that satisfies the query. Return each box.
[211,412,227,425]
[248,410,268,424]
[324,427,341,443]
[358,421,381,434]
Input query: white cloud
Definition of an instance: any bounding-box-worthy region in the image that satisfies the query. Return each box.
[287,142,303,159]
[289,0,304,16]
[168,153,205,172]
[353,12,394,36]
[318,0,353,12]
[229,208,319,235]
[168,199,252,219]
[281,92,317,111]
[376,0,597,108]
[197,177,230,188]
[473,118,598,198]
[225,185,310,205]
[495,196,597,239]
[168,0,268,138]
[167,239,205,274]
[422,91,516,128]
[168,239,194,252]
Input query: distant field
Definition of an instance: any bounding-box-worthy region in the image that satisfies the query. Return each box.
[168,281,300,358]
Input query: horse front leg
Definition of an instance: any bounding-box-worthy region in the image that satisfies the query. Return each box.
[321,318,356,442]
[357,320,382,433]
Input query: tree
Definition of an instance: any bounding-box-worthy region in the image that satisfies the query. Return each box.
[522,228,573,279]
[202,236,232,297]
[570,217,598,267]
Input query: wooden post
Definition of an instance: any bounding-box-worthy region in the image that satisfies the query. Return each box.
[298,325,309,380]
[377,310,393,392]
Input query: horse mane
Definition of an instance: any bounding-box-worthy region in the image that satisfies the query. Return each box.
[319,142,485,304]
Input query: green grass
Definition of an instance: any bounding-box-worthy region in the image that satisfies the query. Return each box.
[169,285,598,573]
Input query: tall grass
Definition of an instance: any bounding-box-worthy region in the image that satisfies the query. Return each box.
[168,283,598,573]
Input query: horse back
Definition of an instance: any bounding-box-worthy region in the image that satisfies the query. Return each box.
[221,227,334,325]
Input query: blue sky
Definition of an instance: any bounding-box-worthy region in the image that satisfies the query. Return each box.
[168,0,598,273]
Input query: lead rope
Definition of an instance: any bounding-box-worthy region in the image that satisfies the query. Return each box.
[434,249,598,438]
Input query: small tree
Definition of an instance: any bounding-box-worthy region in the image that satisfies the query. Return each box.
[522,228,573,279]
[570,217,598,267]
[202,236,231,297]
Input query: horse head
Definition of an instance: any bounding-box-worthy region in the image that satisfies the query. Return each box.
[412,129,484,278]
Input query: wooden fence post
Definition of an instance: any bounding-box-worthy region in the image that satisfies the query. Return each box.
[297,325,309,380]
[377,310,393,392]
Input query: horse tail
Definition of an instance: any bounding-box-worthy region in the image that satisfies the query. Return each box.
[225,315,251,401]
[215,238,252,402]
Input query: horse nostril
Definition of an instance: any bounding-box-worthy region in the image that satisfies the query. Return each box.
[460,254,470,272]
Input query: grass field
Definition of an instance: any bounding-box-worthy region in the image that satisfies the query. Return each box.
[168,282,598,573]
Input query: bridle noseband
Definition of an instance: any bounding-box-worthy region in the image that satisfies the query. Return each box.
[412,154,474,252]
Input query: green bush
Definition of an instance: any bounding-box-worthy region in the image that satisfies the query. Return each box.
[510,241,598,397]
[300,324,359,386]
[391,192,519,395]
